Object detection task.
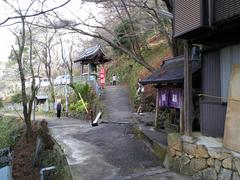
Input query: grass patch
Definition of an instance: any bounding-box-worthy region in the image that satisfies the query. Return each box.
[0,115,24,149]
[39,146,72,180]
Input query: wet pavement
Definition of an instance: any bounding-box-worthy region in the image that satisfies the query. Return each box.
[48,85,191,180]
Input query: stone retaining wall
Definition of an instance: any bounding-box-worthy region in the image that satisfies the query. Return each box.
[163,133,240,180]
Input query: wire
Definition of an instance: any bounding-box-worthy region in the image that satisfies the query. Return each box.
[198,93,240,102]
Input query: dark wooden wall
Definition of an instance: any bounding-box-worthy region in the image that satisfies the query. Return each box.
[200,50,227,137]
[215,0,240,23]
[174,0,202,37]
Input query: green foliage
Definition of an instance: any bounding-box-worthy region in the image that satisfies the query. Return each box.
[39,145,72,180]
[113,20,134,54]
[69,82,93,113]
[70,82,91,101]
[107,44,170,108]
[10,92,22,104]
[0,98,3,108]
[8,47,29,63]
[69,100,88,113]
[0,116,23,148]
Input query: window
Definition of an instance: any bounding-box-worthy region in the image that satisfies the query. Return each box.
[220,44,240,102]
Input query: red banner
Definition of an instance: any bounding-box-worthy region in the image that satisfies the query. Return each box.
[100,67,105,88]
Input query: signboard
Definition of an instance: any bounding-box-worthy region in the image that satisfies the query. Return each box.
[99,67,105,88]
[223,65,240,152]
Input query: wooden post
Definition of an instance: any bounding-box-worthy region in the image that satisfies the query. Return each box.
[88,63,91,81]
[179,107,184,134]
[80,63,83,81]
[154,89,159,128]
[184,40,193,136]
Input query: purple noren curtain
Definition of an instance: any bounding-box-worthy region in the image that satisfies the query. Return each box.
[158,88,183,109]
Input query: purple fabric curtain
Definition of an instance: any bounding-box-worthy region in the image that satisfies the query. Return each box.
[158,88,183,109]
[169,89,183,109]
[158,89,169,107]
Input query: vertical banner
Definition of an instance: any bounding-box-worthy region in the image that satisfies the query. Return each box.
[100,66,105,88]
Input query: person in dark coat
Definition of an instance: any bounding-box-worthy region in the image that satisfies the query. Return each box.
[56,101,62,118]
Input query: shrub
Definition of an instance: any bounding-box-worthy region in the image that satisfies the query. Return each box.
[10,92,22,104]
[0,116,24,148]
[0,98,3,108]
[70,83,91,101]
[69,100,88,113]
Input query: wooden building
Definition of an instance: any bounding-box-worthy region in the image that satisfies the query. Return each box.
[141,56,201,133]
[174,0,240,137]
[74,45,110,81]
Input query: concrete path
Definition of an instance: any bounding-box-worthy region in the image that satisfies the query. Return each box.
[48,85,191,180]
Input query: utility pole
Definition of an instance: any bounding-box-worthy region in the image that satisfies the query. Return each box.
[62,47,69,117]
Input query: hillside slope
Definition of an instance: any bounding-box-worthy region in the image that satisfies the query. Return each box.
[105,41,172,111]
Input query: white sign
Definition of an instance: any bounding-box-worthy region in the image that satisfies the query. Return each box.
[162,94,166,101]
[172,94,177,103]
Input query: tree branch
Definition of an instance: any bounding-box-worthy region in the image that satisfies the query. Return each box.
[0,0,71,26]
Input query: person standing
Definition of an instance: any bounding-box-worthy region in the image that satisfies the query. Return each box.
[112,74,117,86]
[136,79,145,115]
[56,100,62,118]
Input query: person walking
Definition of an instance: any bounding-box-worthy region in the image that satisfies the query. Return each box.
[112,74,117,86]
[136,79,145,115]
[56,100,62,118]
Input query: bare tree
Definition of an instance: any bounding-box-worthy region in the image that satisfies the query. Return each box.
[34,28,58,108]
[132,0,182,56]
[49,0,157,72]
[0,0,71,26]
[2,0,71,139]
[98,0,182,56]
[59,37,74,85]
[10,15,38,139]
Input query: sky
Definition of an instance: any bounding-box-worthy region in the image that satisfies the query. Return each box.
[0,0,103,62]
[0,28,13,62]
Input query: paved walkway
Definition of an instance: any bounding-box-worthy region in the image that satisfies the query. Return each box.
[48,85,191,180]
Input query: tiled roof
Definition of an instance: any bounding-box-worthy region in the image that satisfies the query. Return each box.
[140,55,201,85]
[74,45,110,64]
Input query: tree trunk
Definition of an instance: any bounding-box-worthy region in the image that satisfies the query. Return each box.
[17,17,32,140]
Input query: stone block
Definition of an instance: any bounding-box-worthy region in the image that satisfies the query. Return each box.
[222,157,232,169]
[233,161,237,171]
[168,133,181,147]
[234,158,240,176]
[218,168,232,180]
[181,135,196,143]
[172,157,180,172]
[168,148,176,157]
[172,142,182,152]
[183,143,197,156]
[201,168,217,180]
[189,155,194,159]
[180,155,191,165]
[195,145,209,158]
[175,150,182,157]
[233,172,240,180]
[180,162,194,176]
[214,159,222,173]
[163,154,173,169]
[192,171,203,180]
[190,158,208,173]
[207,158,215,167]
[208,148,232,161]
